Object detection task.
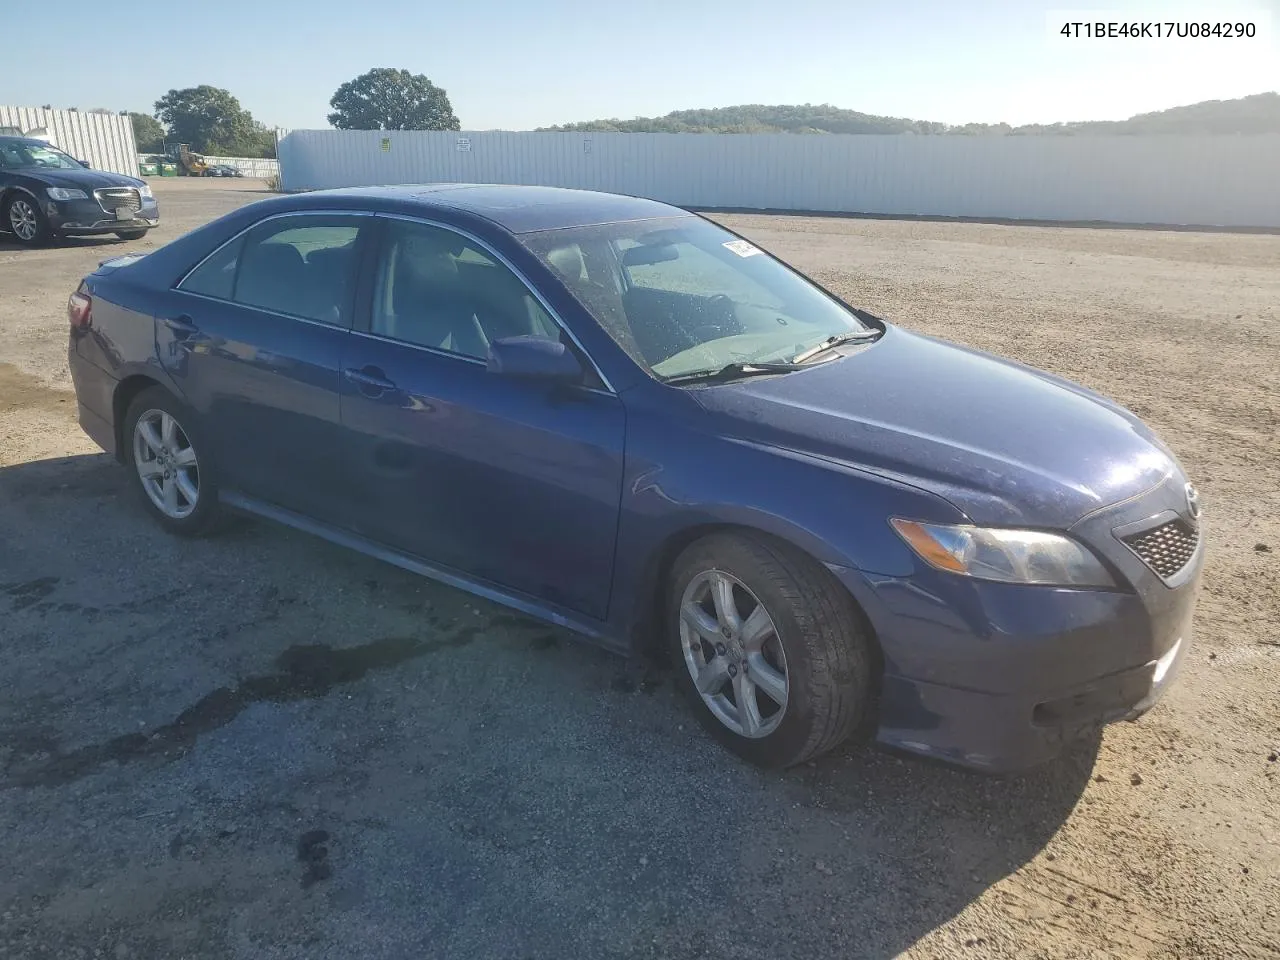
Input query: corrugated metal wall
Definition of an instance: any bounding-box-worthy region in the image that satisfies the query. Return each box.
[277,129,1280,228]
[0,106,138,177]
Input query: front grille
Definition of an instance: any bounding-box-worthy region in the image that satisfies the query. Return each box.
[95,188,142,215]
[1121,519,1199,580]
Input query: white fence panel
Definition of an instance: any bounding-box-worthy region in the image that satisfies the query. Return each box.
[0,106,138,177]
[196,156,280,178]
[277,129,1280,228]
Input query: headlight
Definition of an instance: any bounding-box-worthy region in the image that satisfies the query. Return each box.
[46,187,88,201]
[138,183,153,199]
[890,519,1114,587]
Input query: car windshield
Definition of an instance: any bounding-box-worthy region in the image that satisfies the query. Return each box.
[520,217,870,380]
[0,139,83,171]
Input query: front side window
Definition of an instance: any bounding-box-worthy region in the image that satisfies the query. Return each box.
[370,219,558,359]
[521,217,870,380]
[177,215,366,326]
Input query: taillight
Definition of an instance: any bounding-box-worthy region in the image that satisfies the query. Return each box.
[68,290,92,330]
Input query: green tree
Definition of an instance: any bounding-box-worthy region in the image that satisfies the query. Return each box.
[328,68,460,131]
[537,93,1280,137]
[227,121,277,159]
[129,112,166,153]
[154,85,262,154]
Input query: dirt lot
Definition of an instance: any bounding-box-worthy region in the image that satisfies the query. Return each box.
[1,178,1277,959]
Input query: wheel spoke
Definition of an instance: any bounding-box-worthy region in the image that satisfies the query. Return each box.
[162,476,178,514]
[734,672,763,736]
[746,652,787,708]
[710,573,740,631]
[681,601,720,643]
[161,412,178,448]
[740,604,774,652]
[695,656,729,696]
[136,459,163,479]
[175,471,199,507]
[678,566,790,740]
[138,420,164,455]
[172,445,197,468]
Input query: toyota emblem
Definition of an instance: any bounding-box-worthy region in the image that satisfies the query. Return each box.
[1184,482,1202,522]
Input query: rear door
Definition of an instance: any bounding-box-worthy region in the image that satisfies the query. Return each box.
[338,215,626,620]
[156,212,371,521]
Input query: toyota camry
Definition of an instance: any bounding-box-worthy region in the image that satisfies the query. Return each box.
[65,184,1204,772]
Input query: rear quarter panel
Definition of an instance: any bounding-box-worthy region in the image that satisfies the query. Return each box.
[73,272,182,432]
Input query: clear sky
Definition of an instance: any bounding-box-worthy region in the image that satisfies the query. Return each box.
[5,0,1277,129]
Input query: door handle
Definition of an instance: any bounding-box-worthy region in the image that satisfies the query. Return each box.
[344,366,398,393]
[162,314,199,336]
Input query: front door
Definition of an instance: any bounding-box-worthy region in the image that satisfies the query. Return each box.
[157,212,371,520]
[339,216,626,620]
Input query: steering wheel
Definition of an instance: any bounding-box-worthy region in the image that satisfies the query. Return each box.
[708,294,735,318]
[687,295,741,348]
[700,294,740,337]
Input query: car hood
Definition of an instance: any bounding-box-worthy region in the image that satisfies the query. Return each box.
[29,167,146,191]
[693,326,1176,528]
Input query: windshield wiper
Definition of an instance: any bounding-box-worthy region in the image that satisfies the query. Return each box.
[662,361,799,385]
[790,330,881,364]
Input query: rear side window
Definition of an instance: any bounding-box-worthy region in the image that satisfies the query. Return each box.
[178,214,367,326]
[179,234,244,300]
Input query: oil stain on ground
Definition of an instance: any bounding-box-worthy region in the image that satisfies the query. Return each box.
[1,628,479,790]
[2,577,61,611]
[0,363,74,416]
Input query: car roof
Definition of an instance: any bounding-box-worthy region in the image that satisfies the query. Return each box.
[297,183,691,234]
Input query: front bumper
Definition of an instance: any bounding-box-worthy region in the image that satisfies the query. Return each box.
[835,472,1204,773]
[47,196,159,235]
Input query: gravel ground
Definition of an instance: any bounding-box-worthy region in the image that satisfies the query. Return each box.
[1,179,1277,959]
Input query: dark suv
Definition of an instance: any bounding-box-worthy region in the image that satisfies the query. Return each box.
[0,136,159,246]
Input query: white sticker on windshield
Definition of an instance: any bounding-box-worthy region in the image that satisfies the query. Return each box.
[722,239,761,258]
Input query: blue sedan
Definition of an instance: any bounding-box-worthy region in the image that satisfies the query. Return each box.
[65,184,1204,772]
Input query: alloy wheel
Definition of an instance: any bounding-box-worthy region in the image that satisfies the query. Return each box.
[9,199,38,241]
[132,409,200,519]
[678,570,789,738]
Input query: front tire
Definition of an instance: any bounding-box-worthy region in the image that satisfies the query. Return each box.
[123,387,223,537]
[115,229,148,241]
[667,532,874,768]
[5,193,50,246]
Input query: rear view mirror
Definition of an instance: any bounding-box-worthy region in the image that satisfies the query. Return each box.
[78,159,91,168]
[487,336,583,383]
[622,244,679,267]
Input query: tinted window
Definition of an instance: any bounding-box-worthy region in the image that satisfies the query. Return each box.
[179,215,366,326]
[179,234,244,300]
[371,219,557,359]
[237,218,363,325]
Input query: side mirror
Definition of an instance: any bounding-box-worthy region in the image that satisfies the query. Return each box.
[78,159,91,168]
[487,336,583,383]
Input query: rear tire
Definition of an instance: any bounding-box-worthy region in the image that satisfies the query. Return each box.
[667,532,874,768]
[5,193,50,246]
[123,387,223,537]
[115,229,148,241]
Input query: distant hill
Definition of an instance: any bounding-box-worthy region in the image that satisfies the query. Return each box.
[537,92,1280,135]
